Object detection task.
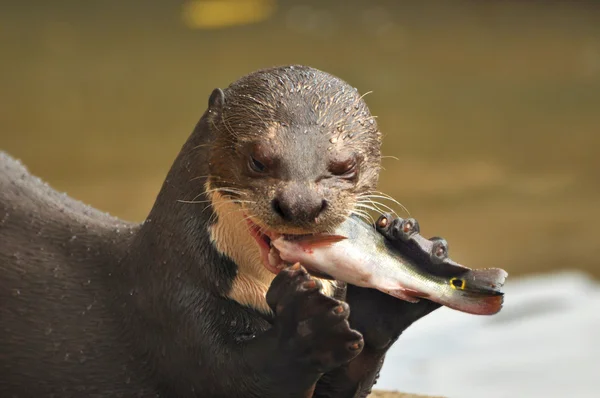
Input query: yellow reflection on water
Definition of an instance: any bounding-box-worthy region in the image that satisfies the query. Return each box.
[182,0,276,29]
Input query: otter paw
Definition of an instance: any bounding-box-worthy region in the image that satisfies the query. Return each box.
[266,263,364,373]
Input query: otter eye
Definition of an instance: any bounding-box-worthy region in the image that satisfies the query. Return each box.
[329,156,357,180]
[249,157,267,173]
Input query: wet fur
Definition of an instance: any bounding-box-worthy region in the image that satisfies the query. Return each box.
[0,65,435,397]
[209,190,337,313]
[208,66,381,234]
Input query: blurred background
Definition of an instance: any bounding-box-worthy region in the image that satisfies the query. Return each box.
[1,1,599,397]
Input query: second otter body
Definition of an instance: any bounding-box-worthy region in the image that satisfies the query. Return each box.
[0,65,440,397]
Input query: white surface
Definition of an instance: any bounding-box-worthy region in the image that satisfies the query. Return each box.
[378,271,600,398]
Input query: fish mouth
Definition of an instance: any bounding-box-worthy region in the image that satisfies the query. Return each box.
[246,218,328,277]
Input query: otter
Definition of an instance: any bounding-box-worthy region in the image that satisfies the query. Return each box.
[0,65,441,397]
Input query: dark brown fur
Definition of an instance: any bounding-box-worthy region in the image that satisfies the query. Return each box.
[208,66,381,234]
[0,65,440,397]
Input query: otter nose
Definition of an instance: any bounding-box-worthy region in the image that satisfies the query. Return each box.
[272,187,328,224]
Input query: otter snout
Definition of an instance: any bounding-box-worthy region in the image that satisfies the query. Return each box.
[272,184,328,225]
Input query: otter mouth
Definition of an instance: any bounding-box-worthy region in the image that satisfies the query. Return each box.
[246,219,281,274]
[246,218,319,276]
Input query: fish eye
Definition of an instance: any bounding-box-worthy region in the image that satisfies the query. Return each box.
[450,278,466,290]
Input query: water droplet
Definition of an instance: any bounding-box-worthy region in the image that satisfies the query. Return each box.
[327,146,333,151]
[369,119,375,125]
[329,137,338,144]
[343,107,350,114]
[12,289,20,296]
[69,236,77,242]
[230,319,237,327]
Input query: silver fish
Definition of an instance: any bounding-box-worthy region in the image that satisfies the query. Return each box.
[270,215,507,315]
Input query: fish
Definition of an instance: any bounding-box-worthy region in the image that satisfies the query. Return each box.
[269,215,508,316]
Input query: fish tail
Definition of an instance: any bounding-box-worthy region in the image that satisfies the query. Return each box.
[445,268,508,315]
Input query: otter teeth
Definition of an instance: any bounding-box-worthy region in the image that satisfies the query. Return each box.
[268,246,282,268]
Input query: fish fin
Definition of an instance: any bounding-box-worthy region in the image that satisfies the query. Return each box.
[446,291,504,315]
[296,234,347,249]
[387,288,422,303]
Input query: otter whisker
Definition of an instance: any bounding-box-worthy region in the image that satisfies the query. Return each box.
[206,179,248,190]
[350,209,375,225]
[355,202,397,219]
[182,191,209,204]
[354,203,382,214]
[358,198,398,218]
[181,198,254,206]
[204,187,248,197]
[177,199,212,205]
[362,191,410,216]
[347,212,368,225]
[207,200,253,225]
[381,155,400,161]
[354,205,384,217]
[184,184,246,205]
[191,143,213,150]
[358,90,373,101]
[233,213,256,229]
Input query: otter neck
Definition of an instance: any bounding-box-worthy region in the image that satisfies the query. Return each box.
[133,112,336,314]
[208,190,276,313]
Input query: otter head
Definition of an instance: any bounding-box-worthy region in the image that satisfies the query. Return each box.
[205,65,381,284]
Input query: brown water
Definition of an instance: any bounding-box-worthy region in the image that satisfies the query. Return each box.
[1,0,599,279]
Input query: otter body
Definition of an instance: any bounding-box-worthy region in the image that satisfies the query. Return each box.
[0,66,439,397]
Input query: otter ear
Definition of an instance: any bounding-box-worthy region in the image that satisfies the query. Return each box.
[208,88,225,112]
